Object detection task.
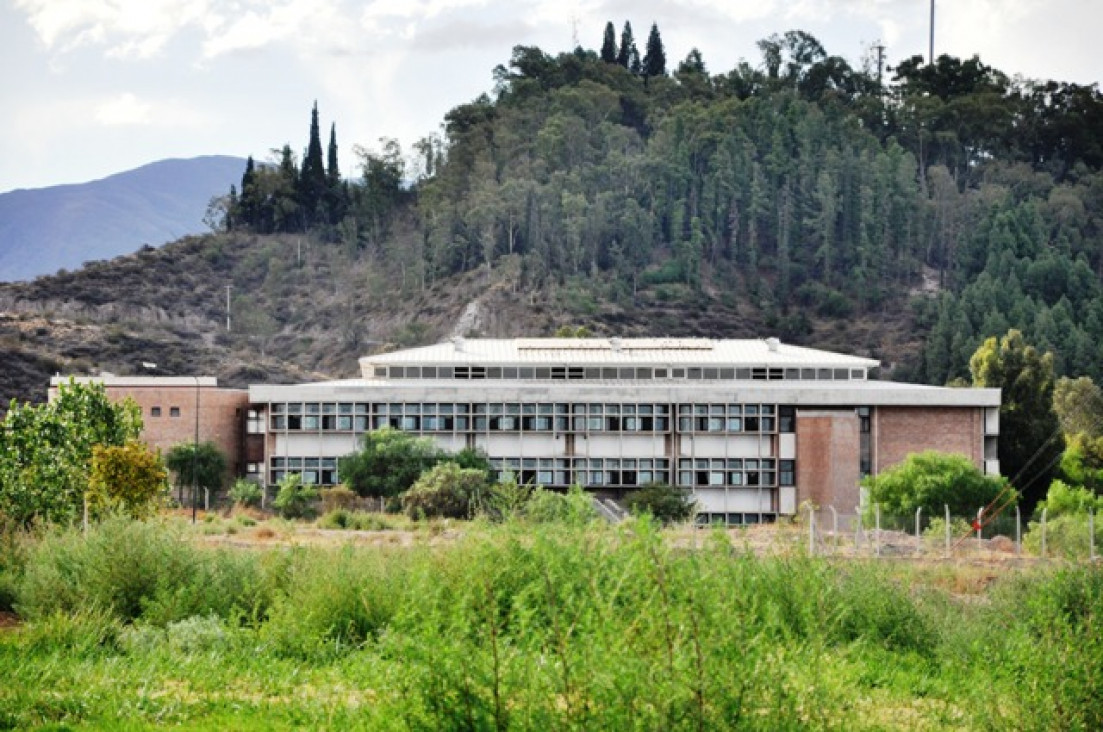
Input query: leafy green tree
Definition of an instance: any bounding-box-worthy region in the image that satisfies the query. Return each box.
[401,462,489,519]
[600,21,617,64]
[624,483,695,524]
[1053,376,1103,438]
[970,330,1064,511]
[862,451,1011,518]
[164,442,228,498]
[0,380,141,526]
[228,478,263,508]
[338,427,444,499]
[87,441,168,519]
[641,23,666,78]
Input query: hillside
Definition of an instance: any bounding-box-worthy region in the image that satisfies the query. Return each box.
[2,28,1103,407]
[0,156,245,282]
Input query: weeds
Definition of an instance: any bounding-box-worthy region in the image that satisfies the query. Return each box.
[1,516,1101,729]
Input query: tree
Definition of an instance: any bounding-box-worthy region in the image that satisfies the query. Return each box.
[1053,376,1103,439]
[862,451,1011,518]
[337,427,444,499]
[641,22,666,79]
[299,101,327,225]
[164,442,228,499]
[616,21,635,69]
[970,330,1064,512]
[0,380,141,526]
[600,21,617,64]
[87,441,169,519]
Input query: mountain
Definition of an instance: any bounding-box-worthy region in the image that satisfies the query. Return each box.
[0,156,246,283]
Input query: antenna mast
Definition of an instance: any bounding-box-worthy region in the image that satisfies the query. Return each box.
[929,0,936,64]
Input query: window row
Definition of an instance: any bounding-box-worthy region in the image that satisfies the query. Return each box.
[270,456,339,486]
[674,458,795,488]
[374,365,867,382]
[490,458,671,488]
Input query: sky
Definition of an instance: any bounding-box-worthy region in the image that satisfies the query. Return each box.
[1,0,1100,194]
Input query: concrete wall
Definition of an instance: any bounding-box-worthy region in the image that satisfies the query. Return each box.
[874,406,984,472]
[796,410,860,510]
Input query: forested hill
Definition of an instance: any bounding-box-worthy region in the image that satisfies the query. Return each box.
[3,26,1103,406]
[224,26,1103,385]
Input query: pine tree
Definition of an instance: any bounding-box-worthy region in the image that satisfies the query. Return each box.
[616,21,635,69]
[642,22,666,78]
[299,101,327,226]
[600,22,617,63]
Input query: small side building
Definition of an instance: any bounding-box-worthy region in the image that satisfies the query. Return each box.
[48,375,249,481]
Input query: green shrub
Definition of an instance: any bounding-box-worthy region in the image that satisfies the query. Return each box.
[623,483,696,525]
[317,508,352,529]
[272,473,319,519]
[1023,513,1102,559]
[862,451,1011,518]
[16,517,283,626]
[228,478,263,508]
[523,485,597,525]
[402,462,488,519]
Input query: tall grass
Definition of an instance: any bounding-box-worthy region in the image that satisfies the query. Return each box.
[1,515,1100,729]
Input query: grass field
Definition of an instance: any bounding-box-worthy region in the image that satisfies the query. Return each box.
[0,515,1100,730]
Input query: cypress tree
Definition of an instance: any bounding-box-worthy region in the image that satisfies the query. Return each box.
[300,101,327,225]
[326,123,346,224]
[600,22,617,63]
[642,22,666,78]
[239,156,257,229]
[616,21,635,69]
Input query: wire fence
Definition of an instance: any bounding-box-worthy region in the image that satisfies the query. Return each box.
[784,504,1101,561]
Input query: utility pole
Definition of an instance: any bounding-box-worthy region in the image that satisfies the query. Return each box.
[929,0,936,64]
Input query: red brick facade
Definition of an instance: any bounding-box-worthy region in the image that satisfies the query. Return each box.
[795,410,861,510]
[49,378,248,480]
[874,406,984,473]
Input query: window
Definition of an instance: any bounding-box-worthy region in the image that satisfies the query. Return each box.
[150,406,162,418]
[169,406,181,418]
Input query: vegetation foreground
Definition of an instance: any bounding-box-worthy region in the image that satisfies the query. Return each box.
[0,517,1099,731]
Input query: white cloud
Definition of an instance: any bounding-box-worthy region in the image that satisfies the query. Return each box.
[95,92,152,126]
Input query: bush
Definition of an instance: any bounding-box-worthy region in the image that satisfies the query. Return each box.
[228,478,263,508]
[402,462,488,519]
[16,517,283,625]
[320,486,358,513]
[1023,514,1103,559]
[523,485,597,525]
[623,483,696,525]
[862,451,1011,518]
[272,473,319,520]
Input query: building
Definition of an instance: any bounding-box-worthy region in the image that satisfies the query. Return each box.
[49,339,999,522]
[243,337,1000,523]
[48,375,249,483]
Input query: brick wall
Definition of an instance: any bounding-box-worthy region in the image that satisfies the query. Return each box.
[795,410,861,510]
[874,406,983,473]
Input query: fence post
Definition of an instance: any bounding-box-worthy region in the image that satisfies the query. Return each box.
[944,504,951,559]
[1041,508,1048,559]
[855,507,862,551]
[1091,510,1096,562]
[875,503,881,558]
[915,506,923,556]
[829,505,839,553]
[808,504,815,557]
[204,488,210,512]
[976,506,984,542]
[1015,505,1021,556]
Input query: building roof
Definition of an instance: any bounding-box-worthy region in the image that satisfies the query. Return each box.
[49,375,221,388]
[359,337,880,370]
